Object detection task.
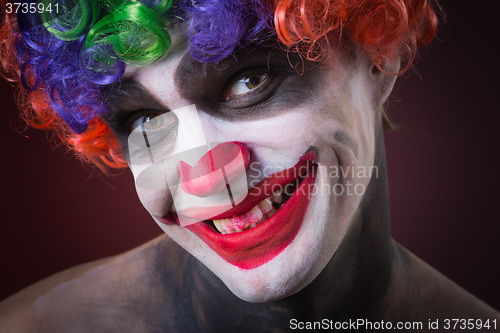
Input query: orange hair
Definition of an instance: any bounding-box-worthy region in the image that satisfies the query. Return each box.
[1,0,439,169]
[274,0,438,71]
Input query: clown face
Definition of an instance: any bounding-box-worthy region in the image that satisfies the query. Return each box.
[104,22,397,302]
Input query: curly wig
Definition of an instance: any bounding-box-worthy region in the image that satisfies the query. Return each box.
[0,0,439,169]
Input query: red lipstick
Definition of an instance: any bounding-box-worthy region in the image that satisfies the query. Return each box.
[177,151,318,269]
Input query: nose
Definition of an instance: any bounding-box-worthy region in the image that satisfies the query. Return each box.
[178,142,250,197]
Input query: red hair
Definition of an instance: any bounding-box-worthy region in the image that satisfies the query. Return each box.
[0,1,126,169]
[274,0,438,71]
[1,0,439,169]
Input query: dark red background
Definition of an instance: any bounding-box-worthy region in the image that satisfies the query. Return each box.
[1,1,498,309]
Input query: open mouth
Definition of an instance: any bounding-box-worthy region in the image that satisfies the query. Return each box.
[207,173,304,234]
[154,149,318,269]
[182,150,318,269]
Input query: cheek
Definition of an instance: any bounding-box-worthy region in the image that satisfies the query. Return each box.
[135,185,172,217]
[130,163,173,217]
[202,111,320,166]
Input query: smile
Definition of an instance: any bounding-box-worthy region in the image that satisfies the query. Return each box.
[211,192,281,234]
[183,150,318,269]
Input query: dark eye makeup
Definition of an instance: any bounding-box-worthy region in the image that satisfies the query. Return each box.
[224,71,270,102]
[104,47,314,143]
[128,109,176,133]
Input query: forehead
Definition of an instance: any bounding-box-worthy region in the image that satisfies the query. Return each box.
[122,21,190,78]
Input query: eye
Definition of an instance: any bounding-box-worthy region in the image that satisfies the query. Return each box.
[224,72,270,101]
[130,112,176,132]
[127,112,178,157]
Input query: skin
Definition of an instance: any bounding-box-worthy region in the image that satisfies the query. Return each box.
[0,24,498,332]
[117,39,377,302]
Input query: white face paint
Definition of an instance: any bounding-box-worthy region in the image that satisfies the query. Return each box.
[128,104,250,227]
[105,24,396,302]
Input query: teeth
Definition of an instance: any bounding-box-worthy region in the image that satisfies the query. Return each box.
[231,215,248,232]
[221,218,234,234]
[246,205,263,224]
[258,197,273,214]
[271,191,282,204]
[213,219,225,234]
[213,218,235,234]
[211,196,279,234]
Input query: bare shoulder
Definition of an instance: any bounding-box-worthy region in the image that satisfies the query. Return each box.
[0,235,181,332]
[385,243,500,322]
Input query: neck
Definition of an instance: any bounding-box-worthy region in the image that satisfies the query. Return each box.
[175,126,395,331]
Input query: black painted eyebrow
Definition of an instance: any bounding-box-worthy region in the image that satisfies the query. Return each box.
[173,51,239,104]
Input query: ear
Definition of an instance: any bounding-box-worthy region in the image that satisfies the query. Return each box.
[366,57,400,109]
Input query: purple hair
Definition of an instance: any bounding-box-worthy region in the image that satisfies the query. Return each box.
[13,0,275,133]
